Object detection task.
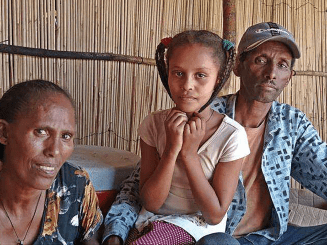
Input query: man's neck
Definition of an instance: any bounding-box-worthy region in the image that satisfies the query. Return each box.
[234,93,272,128]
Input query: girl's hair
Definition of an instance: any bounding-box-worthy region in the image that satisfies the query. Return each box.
[0,79,75,160]
[155,30,236,112]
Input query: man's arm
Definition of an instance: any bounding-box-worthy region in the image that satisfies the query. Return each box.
[291,113,327,199]
[102,162,141,244]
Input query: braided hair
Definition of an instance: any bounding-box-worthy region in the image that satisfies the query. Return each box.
[155,30,236,112]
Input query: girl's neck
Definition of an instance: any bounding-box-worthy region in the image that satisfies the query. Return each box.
[185,107,213,121]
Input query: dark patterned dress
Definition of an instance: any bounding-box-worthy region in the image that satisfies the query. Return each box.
[33,162,103,244]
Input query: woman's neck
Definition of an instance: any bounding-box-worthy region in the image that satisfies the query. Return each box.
[0,172,44,212]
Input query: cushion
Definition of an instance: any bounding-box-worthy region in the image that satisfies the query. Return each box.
[67,145,140,191]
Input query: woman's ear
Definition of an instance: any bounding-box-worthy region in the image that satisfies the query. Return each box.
[0,119,9,145]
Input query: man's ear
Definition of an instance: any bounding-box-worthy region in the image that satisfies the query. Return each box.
[0,119,9,145]
[233,58,241,77]
[285,70,295,86]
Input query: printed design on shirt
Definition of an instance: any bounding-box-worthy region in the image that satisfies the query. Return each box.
[81,179,103,239]
[42,191,60,236]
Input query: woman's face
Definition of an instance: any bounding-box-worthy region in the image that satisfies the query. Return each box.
[0,93,75,190]
[168,43,220,114]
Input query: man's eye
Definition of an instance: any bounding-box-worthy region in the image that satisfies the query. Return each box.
[255,57,266,64]
[36,129,47,135]
[279,63,289,69]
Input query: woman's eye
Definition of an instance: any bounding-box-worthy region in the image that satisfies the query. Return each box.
[62,133,73,140]
[36,129,47,136]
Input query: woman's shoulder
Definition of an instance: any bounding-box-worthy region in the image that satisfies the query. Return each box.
[50,162,91,192]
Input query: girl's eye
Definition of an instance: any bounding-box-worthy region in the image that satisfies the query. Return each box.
[62,133,73,140]
[175,71,183,77]
[196,73,206,78]
[36,129,47,136]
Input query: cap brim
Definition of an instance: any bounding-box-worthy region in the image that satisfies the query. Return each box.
[244,36,301,59]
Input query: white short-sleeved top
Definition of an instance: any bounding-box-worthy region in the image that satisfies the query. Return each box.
[136,109,250,240]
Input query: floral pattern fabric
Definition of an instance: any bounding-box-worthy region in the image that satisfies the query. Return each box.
[34,162,103,244]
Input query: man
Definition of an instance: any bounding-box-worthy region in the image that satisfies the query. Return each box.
[102,22,327,245]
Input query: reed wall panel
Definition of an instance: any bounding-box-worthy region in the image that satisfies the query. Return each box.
[0,0,326,161]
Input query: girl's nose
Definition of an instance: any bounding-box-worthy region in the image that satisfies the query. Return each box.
[182,76,194,91]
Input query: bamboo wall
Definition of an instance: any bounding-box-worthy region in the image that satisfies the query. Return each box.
[0,0,326,161]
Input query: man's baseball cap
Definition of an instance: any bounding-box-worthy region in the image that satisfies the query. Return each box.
[238,22,301,58]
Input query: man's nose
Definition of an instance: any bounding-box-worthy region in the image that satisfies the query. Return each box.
[264,63,277,80]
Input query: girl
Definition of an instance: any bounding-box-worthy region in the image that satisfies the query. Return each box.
[128,30,250,244]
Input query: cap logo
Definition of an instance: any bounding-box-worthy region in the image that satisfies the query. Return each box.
[255,28,290,36]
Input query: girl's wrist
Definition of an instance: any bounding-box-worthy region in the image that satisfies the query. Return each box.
[179,150,198,163]
[162,147,180,160]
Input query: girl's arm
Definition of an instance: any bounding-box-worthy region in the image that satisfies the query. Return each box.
[179,116,243,225]
[140,109,187,212]
[182,154,242,225]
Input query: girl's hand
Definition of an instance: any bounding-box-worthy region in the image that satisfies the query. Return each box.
[180,113,206,157]
[164,108,188,154]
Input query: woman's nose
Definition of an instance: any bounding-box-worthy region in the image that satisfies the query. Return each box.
[44,137,60,157]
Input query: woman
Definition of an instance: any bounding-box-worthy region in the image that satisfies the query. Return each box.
[0,80,103,244]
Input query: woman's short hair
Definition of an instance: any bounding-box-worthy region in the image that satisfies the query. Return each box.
[0,80,75,160]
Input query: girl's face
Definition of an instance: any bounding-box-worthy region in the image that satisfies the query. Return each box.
[168,43,221,114]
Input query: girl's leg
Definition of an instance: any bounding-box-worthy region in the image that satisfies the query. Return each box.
[127,221,195,245]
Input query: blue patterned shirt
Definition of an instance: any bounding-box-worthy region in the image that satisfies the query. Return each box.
[103,93,327,242]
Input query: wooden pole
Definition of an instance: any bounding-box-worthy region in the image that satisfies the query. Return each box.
[0,44,156,65]
[223,0,236,43]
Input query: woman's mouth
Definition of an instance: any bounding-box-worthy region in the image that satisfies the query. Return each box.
[37,164,56,175]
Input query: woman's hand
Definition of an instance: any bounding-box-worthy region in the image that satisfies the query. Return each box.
[180,113,206,157]
[164,108,188,155]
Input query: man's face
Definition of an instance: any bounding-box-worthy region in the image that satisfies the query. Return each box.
[235,41,294,103]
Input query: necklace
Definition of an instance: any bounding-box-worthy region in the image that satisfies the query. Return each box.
[0,192,42,245]
[206,109,214,122]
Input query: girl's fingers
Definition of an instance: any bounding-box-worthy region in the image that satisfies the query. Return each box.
[166,110,187,127]
[166,108,186,121]
[184,123,191,134]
